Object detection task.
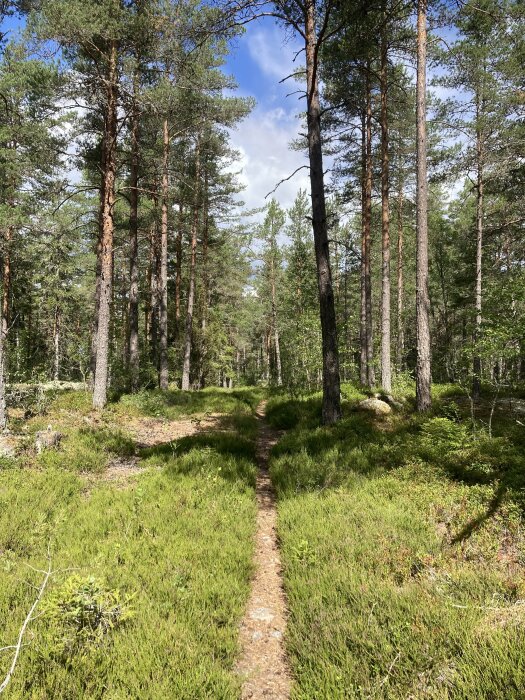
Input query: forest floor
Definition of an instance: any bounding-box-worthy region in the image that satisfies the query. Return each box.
[1,383,525,699]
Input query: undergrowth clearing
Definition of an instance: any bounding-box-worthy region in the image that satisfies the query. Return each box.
[0,387,261,699]
[1,382,525,698]
[268,383,525,699]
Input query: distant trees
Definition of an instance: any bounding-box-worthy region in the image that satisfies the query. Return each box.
[0,0,523,417]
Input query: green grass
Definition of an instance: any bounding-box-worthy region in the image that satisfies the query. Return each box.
[113,386,264,420]
[3,382,524,698]
[0,388,261,699]
[269,387,525,699]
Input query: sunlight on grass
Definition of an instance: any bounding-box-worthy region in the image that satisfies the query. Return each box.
[270,387,525,699]
[0,388,262,699]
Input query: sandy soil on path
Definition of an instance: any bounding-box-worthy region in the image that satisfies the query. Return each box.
[236,401,292,699]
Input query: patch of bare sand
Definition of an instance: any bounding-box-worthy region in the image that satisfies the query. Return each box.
[124,413,227,448]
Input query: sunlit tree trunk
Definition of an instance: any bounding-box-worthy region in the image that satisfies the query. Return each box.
[416,0,432,411]
[270,259,282,387]
[159,118,170,390]
[396,176,404,371]
[128,70,140,392]
[93,39,118,409]
[175,204,183,337]
[472,102,484,400]
[181,137,200,391]
[305,0,341,423]
[380,19,392,394]
[360,109,368,386]
[364,69,375,387]
[53,305,60,381]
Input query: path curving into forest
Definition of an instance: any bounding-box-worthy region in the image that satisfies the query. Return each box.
[236,401,292,699]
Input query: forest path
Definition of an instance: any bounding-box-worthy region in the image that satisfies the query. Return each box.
[236,401,292,699]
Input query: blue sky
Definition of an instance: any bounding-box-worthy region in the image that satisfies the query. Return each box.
[2,10,460,217]
[223,18,311,215]
[2,12,308,216]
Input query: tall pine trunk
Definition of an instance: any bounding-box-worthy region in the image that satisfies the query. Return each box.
[175,204,183,337]
[416,0,432,411]
[380,23,392,394]
[0,313,6,429]
[198,167,209,389]
[53,305,60,381]
[2,226,11,349]
[93,39,118,409]
[364,69,375,387]
[360,108,368,386]
[305,0,341,424]
[128,70,140,392]
[159,118,170,389]
[396,173,404,370]
[181,138,200,391]
[270,257,282,387]
[472,106,484,400]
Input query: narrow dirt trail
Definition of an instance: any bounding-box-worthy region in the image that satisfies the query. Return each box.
[236,401,292,699]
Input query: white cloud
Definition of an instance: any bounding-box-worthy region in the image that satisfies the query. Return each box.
[245,27,302,82]
[228,105,310,219]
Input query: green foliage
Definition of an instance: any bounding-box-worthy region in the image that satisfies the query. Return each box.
[420,417,469,451]
[42,575,135,657]
[115,387,263,420]
[270,384,525,699]
[36,427,135,473]
[0,391,258,698]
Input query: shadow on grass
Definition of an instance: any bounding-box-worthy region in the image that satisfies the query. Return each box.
[115,387,263,419]
[266,391,525,539]
[140,430,257,489]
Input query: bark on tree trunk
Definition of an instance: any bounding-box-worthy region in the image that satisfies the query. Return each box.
[270,259,282,387]
[181,138,200,391]
[365,69,375,387]
[53,305,60,381]
[360,109,368,386]
[472,113,484,400]
[0,312,6,430]
[415,0,432,411]
[146,217,158,359]
[90,145,105,389]
[198,166,209,389]
[93,39,118,409]
[2,227,11,348]
[159,118,170,390]
[175,205,183,336]
[305,1,341,424]
[128,70,140,392]
[380,25,392,394]
[396,175,404,371]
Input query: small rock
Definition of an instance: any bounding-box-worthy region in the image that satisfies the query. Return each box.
[35,426,62,454]
[0,435,18,458]
[358,398,392,416]
[381,395,404,410]
[250,607,275,622]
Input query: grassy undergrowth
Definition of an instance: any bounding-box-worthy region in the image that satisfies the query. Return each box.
[0,387,261,699]
[269,384,525,699]
[114,386,264,420]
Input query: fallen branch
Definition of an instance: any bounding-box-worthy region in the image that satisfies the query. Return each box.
[0,553,53,694]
